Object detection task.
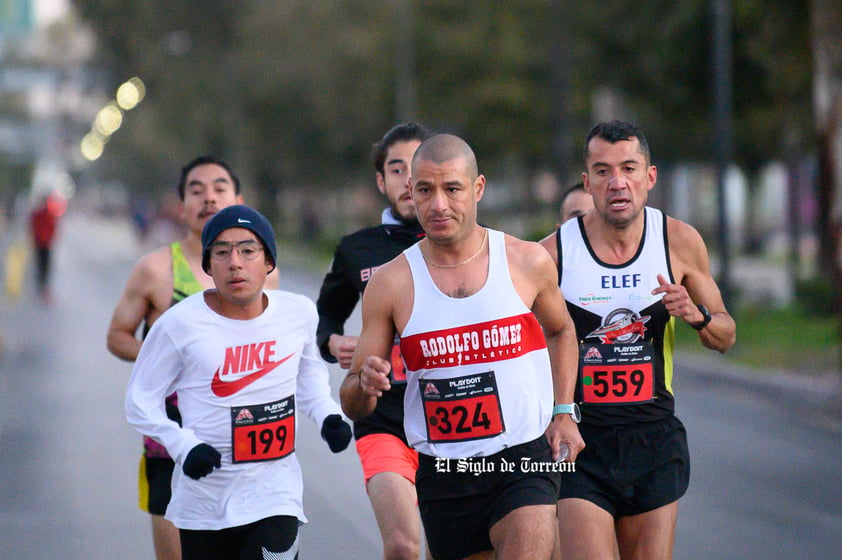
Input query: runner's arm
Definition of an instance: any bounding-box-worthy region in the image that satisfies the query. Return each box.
[316,248,361,363]
[125,325,200,463]
[537,229,559,267]
[106,254,161,361]
[296,299,345,426]
[524,241,584,461]
[340,266,397,421]
[657,219,736,353]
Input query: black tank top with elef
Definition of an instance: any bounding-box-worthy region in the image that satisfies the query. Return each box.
[557,207,677,426]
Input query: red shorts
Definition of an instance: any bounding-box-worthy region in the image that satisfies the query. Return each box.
[355,433,418,484]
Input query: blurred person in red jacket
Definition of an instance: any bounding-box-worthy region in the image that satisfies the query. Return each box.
[29,191,66,302]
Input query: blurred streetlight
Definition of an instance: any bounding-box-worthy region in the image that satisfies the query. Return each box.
[94,103,123,136]
[116,77,145,110]
[80,76,145,162]
[80,131,106,161]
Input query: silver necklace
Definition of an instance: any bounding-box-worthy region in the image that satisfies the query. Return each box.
[422,228,488,269]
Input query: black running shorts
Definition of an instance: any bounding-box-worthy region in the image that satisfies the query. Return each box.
[416,436,561,560]
[139,456,174,516]
[180,515,299,560]
[559,415,690,517]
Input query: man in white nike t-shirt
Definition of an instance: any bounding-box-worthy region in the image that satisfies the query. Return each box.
[125,205,352,560]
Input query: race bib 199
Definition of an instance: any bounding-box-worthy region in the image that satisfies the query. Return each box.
[231,396,295,463]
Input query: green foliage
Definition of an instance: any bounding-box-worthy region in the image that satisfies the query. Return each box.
[795,277,838,317]
[732,0,813,167]
[70,0,815,193]
[69,0,818,254]
[564,0,714,162]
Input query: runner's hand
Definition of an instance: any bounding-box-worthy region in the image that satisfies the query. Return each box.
[546,415,585,462]
[329,334,359,370]
[652,274,697,324]
[359,356,392,397]
[321,414,352,453]
[182,443,221,480]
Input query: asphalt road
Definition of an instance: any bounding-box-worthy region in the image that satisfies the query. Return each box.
[1,210,840,559]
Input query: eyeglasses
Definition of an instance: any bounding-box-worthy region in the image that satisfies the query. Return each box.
[209,240,264,261]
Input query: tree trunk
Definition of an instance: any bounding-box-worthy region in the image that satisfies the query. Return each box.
[810,0,842,373]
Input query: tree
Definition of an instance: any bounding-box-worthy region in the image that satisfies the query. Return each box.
[70,1,817,243]
[810,0,842,368]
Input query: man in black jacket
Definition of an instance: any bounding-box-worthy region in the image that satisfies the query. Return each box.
[316,123,432,560]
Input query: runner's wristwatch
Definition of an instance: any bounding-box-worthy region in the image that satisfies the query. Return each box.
[552,403,581,423]
[690,304,712,331]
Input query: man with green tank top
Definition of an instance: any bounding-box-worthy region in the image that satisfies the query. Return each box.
[169,242,204,304]
[107,156,278,560]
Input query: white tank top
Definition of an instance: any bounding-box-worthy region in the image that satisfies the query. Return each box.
[400,229,553,457]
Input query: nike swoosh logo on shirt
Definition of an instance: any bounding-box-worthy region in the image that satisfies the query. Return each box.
[211,352,295,397]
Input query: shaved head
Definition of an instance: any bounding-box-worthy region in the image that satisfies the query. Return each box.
[412,134,478,179]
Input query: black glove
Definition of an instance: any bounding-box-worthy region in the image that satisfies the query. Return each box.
[320,414,352,453]
[182,443,221,480]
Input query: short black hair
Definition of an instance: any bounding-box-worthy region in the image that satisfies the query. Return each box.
[178,155,241,200]
[373,123,432,174]
[560,182,586,204]
[583,120,651,165]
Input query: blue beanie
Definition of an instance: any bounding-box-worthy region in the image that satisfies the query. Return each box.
[201,205,277,273]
